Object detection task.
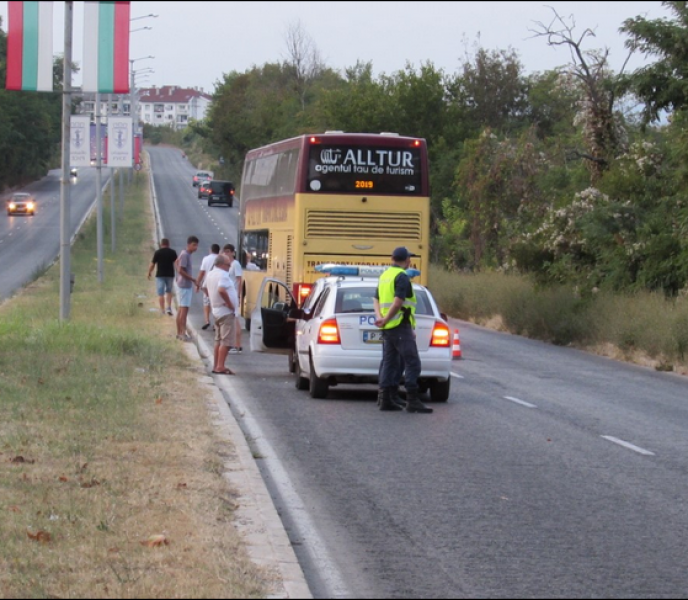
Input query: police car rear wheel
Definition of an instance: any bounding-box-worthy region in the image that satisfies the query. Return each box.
[429,378,450,403]
[294,352,308,390]
[308,356,328,399]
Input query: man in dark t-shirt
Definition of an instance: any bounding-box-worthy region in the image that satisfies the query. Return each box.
[148,238,178,316]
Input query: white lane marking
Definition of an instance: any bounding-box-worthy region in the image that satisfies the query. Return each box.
[216,373,350,597]
[451,373,464,380]
[504,396,537,409]
[601,436,655,456]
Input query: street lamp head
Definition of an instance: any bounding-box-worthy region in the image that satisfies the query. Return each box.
[130,55,155,66]
[130,26,152,33]
[130,13,159,21]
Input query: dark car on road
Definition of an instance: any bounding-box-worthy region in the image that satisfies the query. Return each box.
[207,180,235,207]
[6,192,36,216]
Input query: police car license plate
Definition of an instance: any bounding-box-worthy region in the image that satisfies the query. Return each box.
[363,330,384,344]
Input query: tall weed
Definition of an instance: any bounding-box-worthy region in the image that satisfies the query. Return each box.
[429,266,688,370]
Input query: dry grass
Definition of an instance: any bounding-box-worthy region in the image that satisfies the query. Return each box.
[429,265,688,375]
[0,169,270,598]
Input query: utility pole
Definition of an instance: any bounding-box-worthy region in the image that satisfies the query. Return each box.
[109,93,116,253]
[59,2,74,322]
[96,92,104,283]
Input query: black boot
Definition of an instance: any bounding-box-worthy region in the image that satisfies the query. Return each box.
[405,389,433,414]
[390,387,406,409]
[378,388,403,412]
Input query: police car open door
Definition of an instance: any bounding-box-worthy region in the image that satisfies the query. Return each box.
[250,278,296,354]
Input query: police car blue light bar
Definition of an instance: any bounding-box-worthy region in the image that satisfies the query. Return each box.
[315,264,421,279]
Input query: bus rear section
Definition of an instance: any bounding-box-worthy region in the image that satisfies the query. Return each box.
[238,132,431,325]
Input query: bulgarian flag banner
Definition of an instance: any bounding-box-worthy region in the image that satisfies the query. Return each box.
[82,1,131,94]
[6,1,55,92]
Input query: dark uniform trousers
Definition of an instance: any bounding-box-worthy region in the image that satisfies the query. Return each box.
[379,322,421,392]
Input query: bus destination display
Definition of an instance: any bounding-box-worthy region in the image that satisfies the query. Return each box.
[308,145,423,195]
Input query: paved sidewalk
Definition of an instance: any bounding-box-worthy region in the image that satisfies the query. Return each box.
[181,339,312,600]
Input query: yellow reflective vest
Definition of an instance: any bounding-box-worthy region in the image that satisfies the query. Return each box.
[378,266,417,330]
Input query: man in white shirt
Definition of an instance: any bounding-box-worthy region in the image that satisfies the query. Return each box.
[223,244,244,353]
[205,253,239,375]
[196,244,220,330]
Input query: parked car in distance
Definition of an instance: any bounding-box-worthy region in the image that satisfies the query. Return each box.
[6,192,36,216]
[197,181,212,199]
[249,265,453,402]
[192,170,213,187]
[206,180,235,207]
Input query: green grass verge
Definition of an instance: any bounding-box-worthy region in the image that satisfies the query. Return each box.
[0,170,268,598]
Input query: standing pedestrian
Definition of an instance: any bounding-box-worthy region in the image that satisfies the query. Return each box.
[223,244,244,353]
[374,247,433,414]
[197,243,220,330]
[175,236,199,342]
[147,238,177,316]
[205,253,238,375]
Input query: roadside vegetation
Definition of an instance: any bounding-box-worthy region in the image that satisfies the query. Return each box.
[0,172,269,598]
[190,4,688,303]
[429,265,688,375]
[4,6,688,370]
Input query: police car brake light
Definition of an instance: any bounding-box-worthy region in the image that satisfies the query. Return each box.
[318,319,341,345]
[315,264,421,279]
[431,322,451,348]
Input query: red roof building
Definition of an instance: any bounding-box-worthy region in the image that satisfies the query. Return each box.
[137,86,213,130]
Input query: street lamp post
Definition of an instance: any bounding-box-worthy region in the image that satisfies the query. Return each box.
[128,14,156,179]
[129,56,154,174]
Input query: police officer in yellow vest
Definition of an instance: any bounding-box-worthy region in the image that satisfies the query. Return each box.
[373,247,433,414]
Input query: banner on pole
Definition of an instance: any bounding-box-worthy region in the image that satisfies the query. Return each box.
[107,117,133,167]
[6,1,55,92]
[70,116,92,167]
[82,1,131,93]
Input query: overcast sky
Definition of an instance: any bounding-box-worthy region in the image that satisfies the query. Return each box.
[0,1,672,94]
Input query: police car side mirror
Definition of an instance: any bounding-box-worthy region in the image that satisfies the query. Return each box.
[302,308,313,321]
[441,312,448,322]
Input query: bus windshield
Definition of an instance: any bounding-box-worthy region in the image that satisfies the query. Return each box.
[307,144,423,195]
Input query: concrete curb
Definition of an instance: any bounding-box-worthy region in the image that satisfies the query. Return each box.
[181,338,313,600]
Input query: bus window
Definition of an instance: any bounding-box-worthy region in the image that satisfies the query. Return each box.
[241,230,269,271]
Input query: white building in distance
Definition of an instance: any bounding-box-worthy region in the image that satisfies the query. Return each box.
[75,85,213,131]
[138,86,213,130]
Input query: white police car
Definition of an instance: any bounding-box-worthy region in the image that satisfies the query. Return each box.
[249,265,453,402]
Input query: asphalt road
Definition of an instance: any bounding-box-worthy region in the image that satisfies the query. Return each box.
[0,168,114,302]
[14,146,688,599]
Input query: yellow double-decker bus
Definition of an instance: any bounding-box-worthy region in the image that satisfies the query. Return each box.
[238,132,431,329]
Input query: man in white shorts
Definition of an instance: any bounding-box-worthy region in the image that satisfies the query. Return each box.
[205,253,239,375]
[196,243,220,330]
[223,244,244,353]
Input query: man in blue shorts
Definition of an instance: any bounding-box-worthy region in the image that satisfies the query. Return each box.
[175,236,199,341]
[147,238,178,316]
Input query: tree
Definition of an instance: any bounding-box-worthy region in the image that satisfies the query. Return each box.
[0,20,64,189]
[284,20,324,112]
[620,1,688,123]
[447,45,529,136]
[453,127,547,269]
[530,8,630,184]
[316,61,397,134]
